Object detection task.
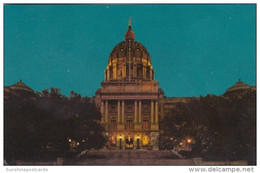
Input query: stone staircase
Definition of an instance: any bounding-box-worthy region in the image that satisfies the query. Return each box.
[74,150,195,165]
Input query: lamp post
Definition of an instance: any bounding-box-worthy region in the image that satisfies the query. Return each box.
[68,138,72,151]
[119,135,123,149]
[187,138,192,151]
[179,142,183,151]
[170,137,173,150]
[136,137,140,149]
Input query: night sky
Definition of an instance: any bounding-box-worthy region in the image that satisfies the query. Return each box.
[4,4,256,97]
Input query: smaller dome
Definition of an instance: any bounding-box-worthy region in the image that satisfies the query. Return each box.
[226,79,252,93]
[9,80,34,93]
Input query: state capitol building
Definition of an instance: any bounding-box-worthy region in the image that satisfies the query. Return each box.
[5,20,255,151]
[95,20,163,150]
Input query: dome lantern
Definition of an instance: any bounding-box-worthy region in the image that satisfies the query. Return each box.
[125,17,135,40]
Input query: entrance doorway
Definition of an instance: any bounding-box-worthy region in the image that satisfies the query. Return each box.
[119,138,122,149]
[125,136,134,149]
[136,138,140,149]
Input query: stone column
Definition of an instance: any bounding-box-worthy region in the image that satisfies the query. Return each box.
[105,100,108,123]
[107,68,110,81]
[101,101,104,123]
[142,65,146,79]
[144,65,147,79]
[155,101,158,124]
[104,70,106,81]
[117,100,121,123]
[113,63,117,79]
[123,64,126,78]
[138,100,142,123]
[133,63,137,78]
[150,69,152,80]
[151,100,154,124]
[121,100,125,124]
[134,100,137,123]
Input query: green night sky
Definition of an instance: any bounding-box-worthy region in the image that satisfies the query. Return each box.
[4,4,256,97]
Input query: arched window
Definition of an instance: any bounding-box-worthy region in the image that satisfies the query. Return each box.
[109,67,113,79]
[137,64,142,78]
[147,66,150,79]
[126,64,129,76]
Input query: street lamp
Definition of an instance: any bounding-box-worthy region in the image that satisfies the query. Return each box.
[118,135,123,149]
[68,138,72,151]
[136,135,140,149]
[187,138,192,151]
[169,137,174,150]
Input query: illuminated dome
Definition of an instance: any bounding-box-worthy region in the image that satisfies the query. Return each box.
[105,19,154,82]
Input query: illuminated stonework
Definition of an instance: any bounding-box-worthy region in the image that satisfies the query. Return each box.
[95,20,164,150]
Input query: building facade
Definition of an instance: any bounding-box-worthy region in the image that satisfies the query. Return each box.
[95,20,164,150]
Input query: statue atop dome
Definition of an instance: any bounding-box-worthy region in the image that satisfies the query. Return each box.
[125,17,135,40]
[128,17,132,28]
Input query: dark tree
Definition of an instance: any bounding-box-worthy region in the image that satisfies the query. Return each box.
[160,90,256,164]
[4,88,106,164]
